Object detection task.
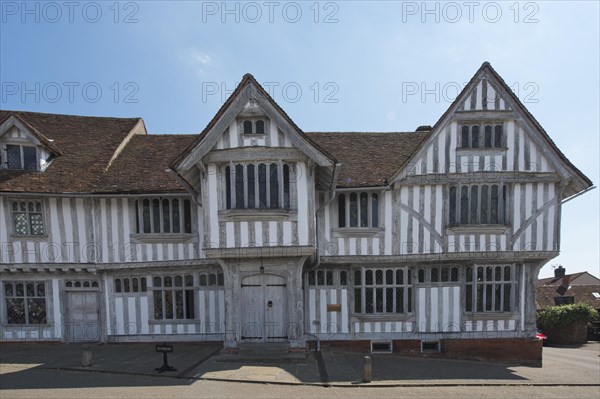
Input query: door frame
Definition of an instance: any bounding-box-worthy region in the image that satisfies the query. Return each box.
[240,273,288,342]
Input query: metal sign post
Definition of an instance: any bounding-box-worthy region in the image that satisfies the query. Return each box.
[155,343,177,373]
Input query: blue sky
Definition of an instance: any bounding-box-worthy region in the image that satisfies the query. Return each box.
[1,0,598,278]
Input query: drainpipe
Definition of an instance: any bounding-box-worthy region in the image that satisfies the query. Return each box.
[310,163,341,271]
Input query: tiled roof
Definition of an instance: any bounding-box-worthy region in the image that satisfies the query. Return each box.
[96,135,196,193]
[0,110,142,193]
[536,285,600,310]
[307,132,429,187]
[536,272,600,287]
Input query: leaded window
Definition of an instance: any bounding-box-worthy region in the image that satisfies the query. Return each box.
[338,192,379,228]
[465,265,515,312]
[354,268,412,314]
[11,200,44,235]
[152,274,195,320]
[460,124,503,149]
[4,144,37,170]
[225,162,291,210]
[416,266,459,283]
[114,277,147,293]
[448,184,508,225]
[4,281,47,324]
[134,198,192,234]
[242,119,266,134]
[198,272,224,287]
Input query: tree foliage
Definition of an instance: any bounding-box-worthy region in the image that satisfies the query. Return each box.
[537,303,599,328]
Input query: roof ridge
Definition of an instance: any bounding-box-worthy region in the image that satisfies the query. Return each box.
[0,109,141,120]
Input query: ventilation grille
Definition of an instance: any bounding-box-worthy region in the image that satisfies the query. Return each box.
[371,341,393,354]
[421,341,440,352]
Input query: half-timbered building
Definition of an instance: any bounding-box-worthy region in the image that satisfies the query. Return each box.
[0,63,592,364]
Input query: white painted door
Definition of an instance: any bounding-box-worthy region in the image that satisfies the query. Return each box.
[66,291,100,342]
[241,274,287,342]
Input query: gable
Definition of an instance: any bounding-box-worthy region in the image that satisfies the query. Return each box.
[391,62,592,199]
[170,74,335,172]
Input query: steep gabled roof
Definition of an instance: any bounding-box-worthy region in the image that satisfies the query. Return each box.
[170,73,336,171]
[307,132,429,188]
[390,62,593,198]
[0,110,143,193]
[537,271,600,287]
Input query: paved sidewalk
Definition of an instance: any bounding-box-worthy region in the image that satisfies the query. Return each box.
[1,342,599,387]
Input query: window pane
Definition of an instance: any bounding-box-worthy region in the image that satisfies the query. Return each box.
[494,125,503,147]
[340,271,347,285]
[5,283,13,296]
[6,144,22,169]
[326,271,333,286]
[338,194,346,228]
[23,146,37,170]
[371,193,378,227]
[132,278,139,292]
[365,270,373,285]
[164,276,172,287]
[258,164,267,208]
[247,165,255,208]
[349,193,358,227]
[354,288,362,313]
[418,269,424,283]
[200,274,207,286]
[186,275,194,287]
[165,291,174,319]
[484,125,492,148]
[495,285,502,311]
[26,283,34,297]
[461,126,469,148]
[375,270,383,285]
[143,199,151,233]
[354,269,361,285]
[466,284,473,312]
[441,268,449,282]
[491,185,499,224]
[235,164,245,209]
[476,284,484,312]
[141,278,147,292]
[152,199,161,233]
[451,267,459,282]
[154,291,163,319]
[471,125,479,148]
[172,199,180,233]
[386,270,393,285]
[365,288,374,313]
[7,298,25,324]
[29,213,44,235]
[162,200,171,233]
[243,120,253,134]
[431,268,439,282]
[175,275,183,287]
[503,284,512,311]
[360,193,368,227]
[175,291,184,319]
[153,276,162,287]
[470,186,479,224]
[14,213,28,235]
[466,266,473,282]
[255,120,265,134]
[183,200,192,233]
[460,186,469,224]
[114,279,122,293]
[209,274,217,286]
[396,287,404,313]
[27,298,46,324]
[317,271,324,286]
[449,186,457,225]
[396,269,404,285]
[504,266,511,281]
[485,284,493,311]
[225,166,231,210]
[375,288,384,312]
[386,288,394,312]
[185,290,195,318]
[495,266,502,281]
[270,163,279,208]
[481,185,489,224]
[283,164,290,209]
[124,278,130,292]
[407,287,412,312]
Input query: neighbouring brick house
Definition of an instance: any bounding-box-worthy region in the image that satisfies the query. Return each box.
[0,62,594,365]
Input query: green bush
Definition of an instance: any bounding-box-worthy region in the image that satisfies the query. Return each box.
[537,303,599,328]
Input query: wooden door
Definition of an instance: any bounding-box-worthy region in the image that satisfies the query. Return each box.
[241,274,287,342]
[66,291,100,342]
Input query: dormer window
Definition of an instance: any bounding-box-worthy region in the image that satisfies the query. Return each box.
[4,144,37,170]
[460,124,503,149]
[242,119,266,135]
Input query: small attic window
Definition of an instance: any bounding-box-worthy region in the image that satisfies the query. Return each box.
[243,120,253,134]
[242,119,266,135]
[4,144,37,170]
